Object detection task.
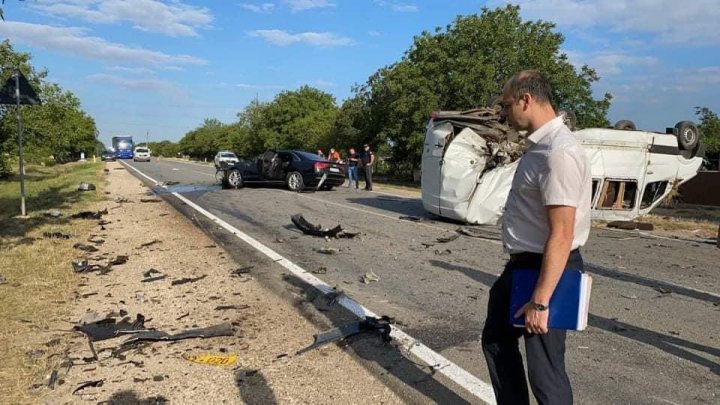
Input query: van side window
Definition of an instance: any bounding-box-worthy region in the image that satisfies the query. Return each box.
[598,180,638,210]
[640,181,668,209]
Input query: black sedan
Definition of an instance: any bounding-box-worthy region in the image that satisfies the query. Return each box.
[221,150,345,191]
[101,150,116,161]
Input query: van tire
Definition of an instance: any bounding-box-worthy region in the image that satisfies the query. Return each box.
[614,120,637,131]
[674,121,699,151]
[559,110,577,130]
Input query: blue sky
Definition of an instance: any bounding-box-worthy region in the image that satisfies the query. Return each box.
[1,0,718,147]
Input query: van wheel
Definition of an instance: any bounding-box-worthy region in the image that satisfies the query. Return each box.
[286,171,304,192]
[224,169,243,189]
[614,120,637,131]
[674,121,699,151]
[558,110,577,130]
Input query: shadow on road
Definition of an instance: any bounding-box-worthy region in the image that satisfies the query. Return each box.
[346,197,431,218]
[235,369,278,405]
[103,390,169,404]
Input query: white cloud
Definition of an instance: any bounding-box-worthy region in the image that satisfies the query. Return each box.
[374,0,418,12]
[236,83,284,90]
[87,73,188,98]
[106,66,155,75]
[368,30,381,37]
[0,21,207,67]
[241,2,276,13]
[33,0,213,37]
[495,0,720,45]
[307,79,336,88]
[284,0,335,12]
[249,29,352,46]
[564,50,660,77]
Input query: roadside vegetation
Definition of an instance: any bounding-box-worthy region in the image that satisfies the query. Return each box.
[0,41,100,179]
[0,162,104,402]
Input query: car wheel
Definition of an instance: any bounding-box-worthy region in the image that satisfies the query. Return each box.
[286,171,304,192]
[558,110,577,131]
[614,120,637,131]
[224,169,244,189]
[674,121,700,151]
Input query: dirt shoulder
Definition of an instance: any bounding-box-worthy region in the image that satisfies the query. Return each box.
[39,161,402,404]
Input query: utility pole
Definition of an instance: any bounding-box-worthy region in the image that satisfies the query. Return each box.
[15,72,27,217]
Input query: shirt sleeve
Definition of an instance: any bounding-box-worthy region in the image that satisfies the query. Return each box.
[540,146,585,207]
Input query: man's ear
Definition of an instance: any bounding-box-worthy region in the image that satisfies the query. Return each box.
[522,93,531,111]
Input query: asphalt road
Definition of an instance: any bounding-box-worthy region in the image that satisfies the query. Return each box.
[125,158,719,404]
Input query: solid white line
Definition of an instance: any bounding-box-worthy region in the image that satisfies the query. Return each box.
[121,160,497,404]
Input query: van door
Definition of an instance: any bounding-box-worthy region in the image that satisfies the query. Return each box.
[421,121,453,216]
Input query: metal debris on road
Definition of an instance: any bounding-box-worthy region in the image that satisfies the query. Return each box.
[71,208,108,220]
[316,247,339,255]
[73,243,99,253]
[361,271,380,284]
[182,353,238,367]
[230,266,254,276]
[312,267,328,274]
[399,215,423,222]
[78,182,96,191]
[176,313,190,321]
[434,249,452,256]
[72,379,104,395]
[214,304,250,311]
[436,234,459,243]
[140,198,162,203]
[607,221,654,231]
[138,239,162,248]
[47,370,58,389]
[109,255,128,266]
[171,274,207,285]
[142,269,167,282]
[456,227,502,241]
[654,287,672,294]
[297,316,393,355]
[120,323,234,347]
[291,214,343,238]
[74,314,147,342]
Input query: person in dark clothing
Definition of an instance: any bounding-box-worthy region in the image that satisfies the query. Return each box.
[361,144,375,191]
[347,147,360,188]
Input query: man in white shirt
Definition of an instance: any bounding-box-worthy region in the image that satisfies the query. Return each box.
[481,70,591,405]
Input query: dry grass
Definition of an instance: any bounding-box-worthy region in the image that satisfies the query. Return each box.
[0,162,105,403]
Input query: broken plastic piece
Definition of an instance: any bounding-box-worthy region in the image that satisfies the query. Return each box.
[361,271,380,284]
[109,255,128,266]
[72,379,104,395]
[297,316,393,355]
[317,247,339,255]
[182,353,238,366]
[291,214,343,238]
[74,314,147,342]
[140,198,162,203]
[142,269,166,282]
[120,323,234,347]
[171,274,207,285]
[78,182,96,191]
[230,267,253,276]
[71,209,108,220]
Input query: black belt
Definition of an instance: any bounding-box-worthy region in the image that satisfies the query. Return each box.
[509,249,582,267]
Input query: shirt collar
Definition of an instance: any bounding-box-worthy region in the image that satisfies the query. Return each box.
[527,116,564,144]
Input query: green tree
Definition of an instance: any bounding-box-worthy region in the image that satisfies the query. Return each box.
[695,106,720,168]
[343,5,612,173]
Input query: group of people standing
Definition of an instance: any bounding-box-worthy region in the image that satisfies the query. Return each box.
[317,144,375,191]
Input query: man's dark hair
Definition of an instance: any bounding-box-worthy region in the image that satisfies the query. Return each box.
[504,70,553,105]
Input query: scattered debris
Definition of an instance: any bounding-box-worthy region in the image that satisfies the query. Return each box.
[75,314,147,342]
[26,348,45,359]
[109,255,128,266]
[72,259,90,273]
[140,198,162,203]
[142,269,167,282]
[297,316,393,355]
[44,231,71,240]
[607,221,654,231]
[436,234,459,243]
[456,227,502,241]
[98,220,111,226]
[44,209,62,218]
[316,247,339,255]
[88,236,105,245]
[654,287,672,295]
[214,305,250,311]
[71,209,108,220]
[114,197,131,203]
[434,249,452,256]
[620,294,638,300]
[182,353,238,366]
[361,271,380,284]
[48,370,58,389]
[73,243,99,253]
[230,267,254,276]
[78,182,96,191]
[171,274,207,285]
[0,275,6,284]
[138,239,162,248]
[72,379,104,395]
[163,181,180,186]
[113,167,125,170]
[291,214,358,238]
[399,215,423,222]
[275,237,285,243]
[312,267,328,275]
[121,323,234,347]
[176,313,190,321]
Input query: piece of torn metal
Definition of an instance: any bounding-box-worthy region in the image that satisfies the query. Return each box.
[73,243,99,253]
[71,209,108,220]
[291,214,343,238]
[182,353,238,366]
[171,274,207,285]
[140,198,162,203]
[138,239,161,248]
[44,231,71,240]
[361,271,380,284]
[297,316,393,355]
[142,269,166,283]
[74,314,147,342]
[214,305,250,311]
[48,370,58,389]
[78,182,96,192]
[316,247,339,255]
[456,227,502,241]
[436,234,459,243]
[72,379,104,395]
[120,323,234,347]
[230,267,253,276]
[109,255,128,266]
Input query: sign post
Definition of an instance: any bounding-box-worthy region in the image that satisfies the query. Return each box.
[15,72,27,216]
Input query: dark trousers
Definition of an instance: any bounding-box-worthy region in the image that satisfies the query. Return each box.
[363,165,373,190]
[481,250,583,405]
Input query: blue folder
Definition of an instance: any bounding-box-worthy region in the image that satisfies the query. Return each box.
[509,269,592,331]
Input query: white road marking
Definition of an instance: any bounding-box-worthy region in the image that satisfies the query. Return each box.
[121,160,497,404]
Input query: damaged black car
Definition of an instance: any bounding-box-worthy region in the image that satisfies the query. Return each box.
[220,150,345,192]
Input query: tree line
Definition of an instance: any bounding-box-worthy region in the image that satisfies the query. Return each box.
[156,6,720,173]
[0,41,99,178]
